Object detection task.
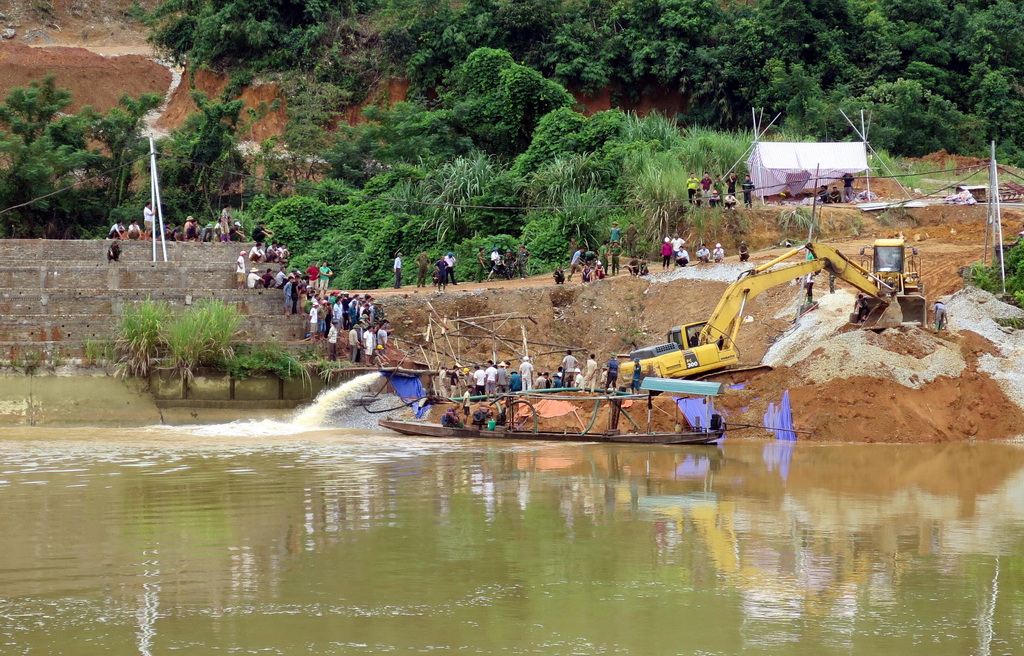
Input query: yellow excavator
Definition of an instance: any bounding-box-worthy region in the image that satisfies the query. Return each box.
[621,242,917,380]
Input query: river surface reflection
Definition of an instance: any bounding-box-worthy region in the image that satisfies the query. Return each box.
[1,426,1022,654]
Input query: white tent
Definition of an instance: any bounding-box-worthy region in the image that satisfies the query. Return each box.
[747,141,868,198]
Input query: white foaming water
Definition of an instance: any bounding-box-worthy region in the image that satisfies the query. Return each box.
[292,372,385,428]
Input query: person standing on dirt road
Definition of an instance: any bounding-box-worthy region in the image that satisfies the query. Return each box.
[933,300,948,332]
[568,248,584,281]
[742,176,755,208]
[415,251,431,287]
[842,172,855,203]
[393,252,403,289]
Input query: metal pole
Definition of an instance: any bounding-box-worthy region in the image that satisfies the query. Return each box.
[149,137,168,262]
[861,110,871,199]
[993,143,1006,293]
[149,154,157,263]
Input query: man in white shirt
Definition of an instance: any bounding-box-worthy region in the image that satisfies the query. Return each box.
[484,360,498,398]
[376,323,389,348]
[143,202,155,239]
[326,323,339,361]
[246,267,262,289]
[671,235,685,252]
[487,248,502,280]
[309,303,320,340]
[444,252,457,285]
[713,243,725,262]
[519,356,534,391]
[363,322,375,355]
[472,365,487,395]
[249,244,265,263]
[274,267,287,288]
[561,350,578,374]
[393,252,403,289]
[235,250,247,289]
[581,353,598,391]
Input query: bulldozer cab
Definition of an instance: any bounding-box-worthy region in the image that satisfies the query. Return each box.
[668,322,708,350]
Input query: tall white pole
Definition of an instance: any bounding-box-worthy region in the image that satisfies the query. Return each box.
[149,154,157,263]
[993,141,1006,293]
[149,137,168,262]
[861,110,871,199]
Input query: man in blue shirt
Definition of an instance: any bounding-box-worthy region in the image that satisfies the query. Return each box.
[568,248,583,281]
[605,355,619,391]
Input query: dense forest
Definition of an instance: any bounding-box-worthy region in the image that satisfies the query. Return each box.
[3,0,1024,290]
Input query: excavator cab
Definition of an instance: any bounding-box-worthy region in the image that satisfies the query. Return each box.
[858,239,927,326]
[667,322,708,350]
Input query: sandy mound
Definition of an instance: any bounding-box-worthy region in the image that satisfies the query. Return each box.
[946,286,1024,407]
[763,289,966,388]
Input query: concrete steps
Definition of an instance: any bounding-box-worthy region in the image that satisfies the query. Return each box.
[0,239,312,359]
[0,239,256,266]
[0,289,287,316]
[0,314,306,346]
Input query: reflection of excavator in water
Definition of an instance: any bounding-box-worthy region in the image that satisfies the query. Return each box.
[621,242,926,380]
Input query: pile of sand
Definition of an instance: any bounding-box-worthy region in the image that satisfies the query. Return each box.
[946,286,1024,411]
[654,262,749,284]
[763,290,966,388]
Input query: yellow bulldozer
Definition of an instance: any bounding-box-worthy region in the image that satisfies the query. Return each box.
[620,242,923,381]
[857,238,928,326]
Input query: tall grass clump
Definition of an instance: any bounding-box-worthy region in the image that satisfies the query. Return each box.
[164,300,242,381]
[623,149,689,241]
[675,127,751,178]
[116,298,171,377]
[620,112,683,151]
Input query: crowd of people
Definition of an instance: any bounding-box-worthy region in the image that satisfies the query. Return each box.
[434,350,645,407]
[109,205,269,244]
[685,172,757,209]
[658,235,748,269]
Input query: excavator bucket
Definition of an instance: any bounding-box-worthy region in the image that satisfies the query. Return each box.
[859,299,904,330]
[895,294,928,326]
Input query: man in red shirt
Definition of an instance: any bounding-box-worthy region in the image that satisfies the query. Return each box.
[306,263,320,286]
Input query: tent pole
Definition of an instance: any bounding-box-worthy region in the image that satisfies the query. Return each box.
[861,110,871,199]
[808,164,820,243]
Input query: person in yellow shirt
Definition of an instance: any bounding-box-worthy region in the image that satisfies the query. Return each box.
[686,173,700,205]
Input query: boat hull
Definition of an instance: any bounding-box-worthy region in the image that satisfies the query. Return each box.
[378,419,722,445]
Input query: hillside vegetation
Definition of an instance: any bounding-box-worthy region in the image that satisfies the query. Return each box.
[2,0,1023,294]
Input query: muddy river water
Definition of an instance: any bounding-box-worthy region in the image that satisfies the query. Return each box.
[1,425,1022,654]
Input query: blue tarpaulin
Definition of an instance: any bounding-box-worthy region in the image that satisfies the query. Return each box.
[763,390,796,441]
[674,397,707,429]
[384,373,430,419]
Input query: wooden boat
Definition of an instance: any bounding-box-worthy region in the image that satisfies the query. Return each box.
[378,418,722,444]
[378,377,726,445]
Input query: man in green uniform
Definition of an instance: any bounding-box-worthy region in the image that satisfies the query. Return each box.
[476,247,488,282]
[415,251,431,287]
[610,241,621,276]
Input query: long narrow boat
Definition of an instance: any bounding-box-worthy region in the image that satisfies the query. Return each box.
[379,377,726,445]
[378,418,722,444]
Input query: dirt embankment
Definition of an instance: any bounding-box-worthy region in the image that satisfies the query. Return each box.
[0,41,170,113]
[369,204,1024,443]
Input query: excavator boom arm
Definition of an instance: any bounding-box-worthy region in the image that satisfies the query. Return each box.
[699,244,893,346]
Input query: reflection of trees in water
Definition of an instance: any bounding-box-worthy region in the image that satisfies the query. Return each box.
[3,441,1024,653]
